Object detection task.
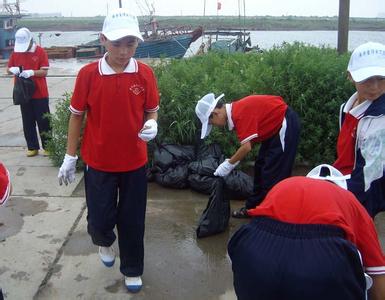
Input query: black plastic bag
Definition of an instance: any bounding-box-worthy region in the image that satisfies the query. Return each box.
[188,173,217,195]
[154,164,189,189]
[224,170,254,200]
[188,156,220,176]
[13,76,35,105]
[195,143,222,160]
[196,178,230,238]
[153,144,195,172]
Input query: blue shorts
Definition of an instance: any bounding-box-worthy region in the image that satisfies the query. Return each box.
[228,217,366,300]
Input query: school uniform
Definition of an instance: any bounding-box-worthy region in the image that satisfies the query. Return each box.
[228,177,385,300]
[334,92,385,217]
[0,163,11,206]
[70,54,159,276]
[8,44,51,150]
[226,95,300,208]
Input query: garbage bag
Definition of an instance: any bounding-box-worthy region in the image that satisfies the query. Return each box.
[188,173,217,195]
[188,156,220,176]
[196,178,230,238]
[224,170,254,200]
[153,144,195,172]
[13,76,35,105]
[195,143,222,160]
[154,164,189,189]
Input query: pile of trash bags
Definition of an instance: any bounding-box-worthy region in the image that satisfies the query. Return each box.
[148,142,254,200]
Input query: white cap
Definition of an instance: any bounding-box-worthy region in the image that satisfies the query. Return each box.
[306,164,350,190]
[347,42,385,83]
[14,27,32,53]
[195,93,225,139]
[102,8,143,42]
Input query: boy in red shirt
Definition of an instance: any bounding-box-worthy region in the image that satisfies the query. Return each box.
[58,8,159,293]
[228,164,385,300]
[195,93,300,218]
[333,42,385,217]
[7,27,51,157]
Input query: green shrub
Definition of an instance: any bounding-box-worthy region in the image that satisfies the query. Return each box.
[153,43,354,166]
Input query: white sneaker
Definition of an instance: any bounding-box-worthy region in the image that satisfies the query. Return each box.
[125,276,142,293]
[98,246,115,267]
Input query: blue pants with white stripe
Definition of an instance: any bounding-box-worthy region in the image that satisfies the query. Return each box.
[245,107,300,209]
[228,217,366,300]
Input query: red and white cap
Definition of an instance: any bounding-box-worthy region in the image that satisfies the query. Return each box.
[0,163,11,206]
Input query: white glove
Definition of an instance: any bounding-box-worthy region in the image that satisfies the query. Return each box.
[214,159,239,177]
[58,154,78,186]
[138,119,158,142]
[19,69,34,78]
[9,67,20,76]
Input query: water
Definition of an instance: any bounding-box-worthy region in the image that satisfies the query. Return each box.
[33,30,385,52]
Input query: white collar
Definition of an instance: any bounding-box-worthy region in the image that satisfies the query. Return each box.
[344,92,372,118]
[226,103,234,130]
[98,53,138,75]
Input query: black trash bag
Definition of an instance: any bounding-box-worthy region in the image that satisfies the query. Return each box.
[154,164,189,189]
[188,173,217,195]
[153,144,195,172]
[13,76,35,105]
[195,143,222,160]
[188,156,220,176]
[196,178,230,238]
[224,170,254,200]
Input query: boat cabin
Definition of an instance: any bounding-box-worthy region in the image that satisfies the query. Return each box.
[0,13,19,59]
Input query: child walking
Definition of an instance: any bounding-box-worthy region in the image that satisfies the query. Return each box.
[58,8,159,292]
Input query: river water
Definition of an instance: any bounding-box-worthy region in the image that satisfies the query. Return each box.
[31,30,385,72]
[33,30,385,52]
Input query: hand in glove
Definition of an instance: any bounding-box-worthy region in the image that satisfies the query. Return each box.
[58,154,78,186]
[138,119,158,142]
[214,159,239,177]
[19,70,34,78]
[9,67,20,76]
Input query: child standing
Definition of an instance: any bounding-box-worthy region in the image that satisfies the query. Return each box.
[228,165,385,300]
[195,93,300,218]
[7,27,51,157]
[333,42,385,217]
[58,8,159,292]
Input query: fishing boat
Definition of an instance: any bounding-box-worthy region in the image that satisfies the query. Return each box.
[203,29,252,53]
[0,0,21,59]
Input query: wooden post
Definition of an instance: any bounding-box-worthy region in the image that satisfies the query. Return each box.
[337,0,350,54]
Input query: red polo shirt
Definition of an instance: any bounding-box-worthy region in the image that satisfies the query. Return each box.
[231,95,287,144]
[70,57,159,172]
[8,45,49,99]
[248,176,385,275]
[0,162,11,206]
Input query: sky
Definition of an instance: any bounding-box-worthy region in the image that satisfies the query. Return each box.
[19,0,385,18]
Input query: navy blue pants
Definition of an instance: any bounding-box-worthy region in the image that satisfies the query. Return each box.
[84,165,147,277]
[245,107,300,209]
[228,217,366,300]
[20,98,51,150]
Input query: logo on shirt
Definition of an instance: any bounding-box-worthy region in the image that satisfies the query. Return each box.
[130,84,144,95]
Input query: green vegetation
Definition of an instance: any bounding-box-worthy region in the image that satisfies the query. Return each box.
[47,43,353,170]
[18,15,385,32]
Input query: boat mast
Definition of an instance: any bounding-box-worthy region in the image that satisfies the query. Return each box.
[119,0,122,8]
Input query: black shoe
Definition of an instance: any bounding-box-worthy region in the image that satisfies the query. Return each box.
[232,207,251,218]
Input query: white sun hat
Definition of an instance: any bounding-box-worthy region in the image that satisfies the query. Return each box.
[347,42,385,83]
[14,27,32,53]
[306,164,351,190]
[195,93,225,139]
[102,8,143,42]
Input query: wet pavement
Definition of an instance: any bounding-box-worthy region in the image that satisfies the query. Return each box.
[1,59,385,299]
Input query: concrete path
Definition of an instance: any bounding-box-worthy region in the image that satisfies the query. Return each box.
[0,60,245,299]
